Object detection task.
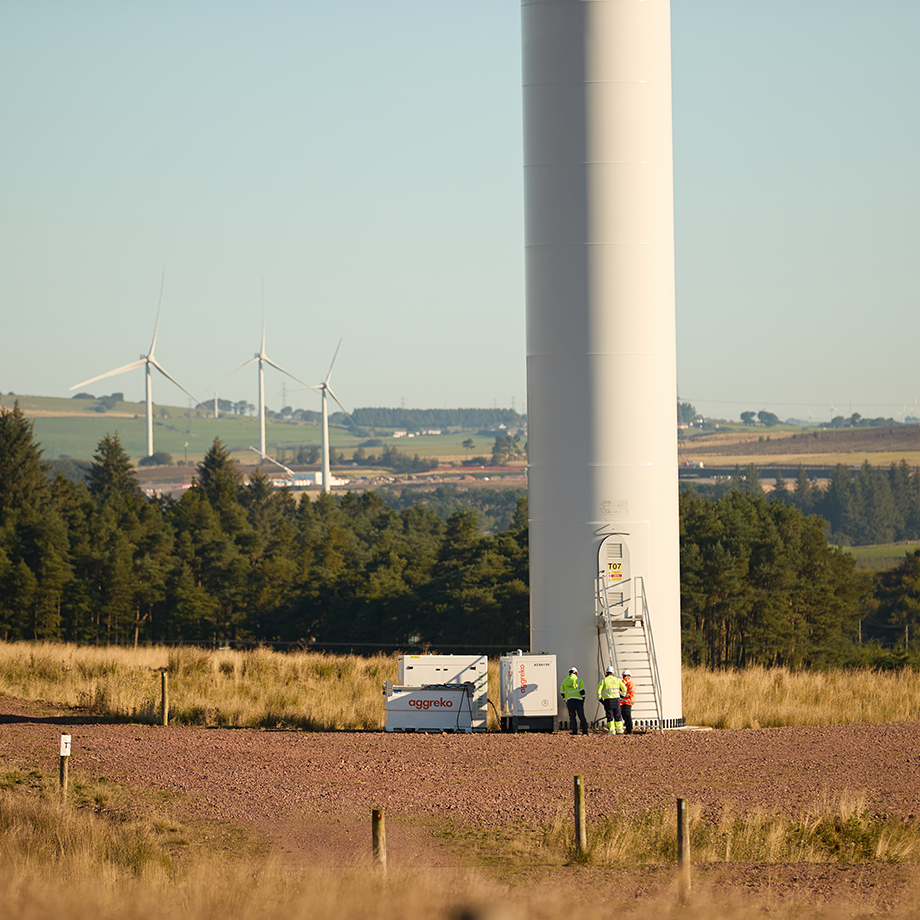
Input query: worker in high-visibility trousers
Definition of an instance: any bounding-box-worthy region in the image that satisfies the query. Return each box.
[620,669,635,735]
[597,666,628,735]
[560,667,589,735]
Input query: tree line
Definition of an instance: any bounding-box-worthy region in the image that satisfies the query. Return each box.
[346,407,525,431]
[687,461,920,547]
[680,490,863,668]
[2,403,918,667]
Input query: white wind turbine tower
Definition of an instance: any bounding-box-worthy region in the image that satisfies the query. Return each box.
[70,275,197,457]
[310,340,352,492]
[229,305,310,460]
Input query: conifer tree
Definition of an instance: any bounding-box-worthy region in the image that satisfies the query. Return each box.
[793,465,814,512]
[0,404,72,639]
[87,433,142,503]
[197,438,242,501]
[0,403,49,522]
[195,439,249,541]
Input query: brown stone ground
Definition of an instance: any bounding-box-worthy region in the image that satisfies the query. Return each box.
[2,695,919,912]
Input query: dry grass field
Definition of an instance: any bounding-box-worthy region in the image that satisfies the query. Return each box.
[1,643,917,731]
[0,644,401,731]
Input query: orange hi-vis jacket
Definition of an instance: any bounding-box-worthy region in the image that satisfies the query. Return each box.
[620,675,635,706]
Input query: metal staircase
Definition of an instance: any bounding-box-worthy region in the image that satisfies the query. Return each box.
[596,536,664,731]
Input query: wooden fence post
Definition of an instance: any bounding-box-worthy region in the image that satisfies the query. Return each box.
[677,797,691,901]
[161,671,169,726]
[574,775,587,857]
[372,808,387,871]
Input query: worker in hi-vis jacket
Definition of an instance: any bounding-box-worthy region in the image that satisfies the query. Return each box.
[620,669,636,735]
[597,666,628,735]
[560,667,589,735]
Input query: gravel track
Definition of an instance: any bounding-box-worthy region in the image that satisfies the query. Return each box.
[3,696,919,907]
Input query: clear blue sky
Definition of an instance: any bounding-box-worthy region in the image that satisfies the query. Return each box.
[2,1,918,422]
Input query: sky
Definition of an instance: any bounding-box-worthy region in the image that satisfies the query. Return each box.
[1,1,918,423]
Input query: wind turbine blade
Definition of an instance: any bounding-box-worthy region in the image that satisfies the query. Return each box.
[227,356,260,378]
[286,384,322,394]
[260,279,266,356]
[149,357,198,404]
[324,338,343,386]
[326,386,358,429]
[70,359,146,390]
[326,386,347,414]
[262,356,311,389]
[199,358,260,395]
[149,268,166,355]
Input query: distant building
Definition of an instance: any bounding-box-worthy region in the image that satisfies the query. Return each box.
[273,472,349,488]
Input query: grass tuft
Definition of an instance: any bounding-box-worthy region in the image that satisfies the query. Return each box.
[515,793,920,869]
[0,771,181,882]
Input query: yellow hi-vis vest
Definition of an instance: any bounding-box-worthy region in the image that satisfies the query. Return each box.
[597,675,627,700]
[560,674,585,700]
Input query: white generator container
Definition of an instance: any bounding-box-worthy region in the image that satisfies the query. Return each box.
[398,655,488,731]
[383,683,474,733]
[499,652,557,732]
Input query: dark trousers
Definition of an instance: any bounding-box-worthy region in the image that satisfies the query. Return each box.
[601,698,622,724]
[621,704,633,734]
[565,698,589,734]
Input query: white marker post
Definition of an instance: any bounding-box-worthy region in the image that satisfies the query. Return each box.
[60,733,71,800]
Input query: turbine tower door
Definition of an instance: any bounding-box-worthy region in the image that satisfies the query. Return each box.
[598,534,631,621]
[596,532,665,730]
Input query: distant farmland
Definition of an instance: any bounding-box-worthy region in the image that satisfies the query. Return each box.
[678,424,920,468]
[2,393,493,464]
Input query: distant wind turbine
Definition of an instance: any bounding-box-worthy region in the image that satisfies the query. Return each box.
[228,296,310,459]
[69,273,196,457]
[309,340,355,492]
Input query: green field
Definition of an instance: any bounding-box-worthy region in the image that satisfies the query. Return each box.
[840,543,920,571]
[3,394,498,464]
[30,416,489,465]
[679,422,806,438]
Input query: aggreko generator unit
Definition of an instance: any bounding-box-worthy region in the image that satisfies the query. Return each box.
[396,654,488,731]
[383,682,475,733]
[499,651,557,732]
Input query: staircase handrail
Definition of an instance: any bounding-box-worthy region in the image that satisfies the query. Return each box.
[635,576,665,733]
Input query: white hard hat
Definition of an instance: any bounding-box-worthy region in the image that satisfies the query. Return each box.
[605,666,615,674]
[568,667,578,674]
[622,670,631,676]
